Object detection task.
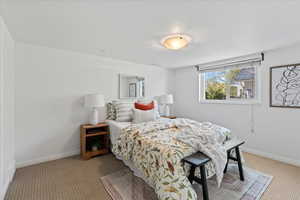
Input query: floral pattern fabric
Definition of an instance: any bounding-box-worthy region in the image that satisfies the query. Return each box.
[106,102,117,120]
[112,118,230,200]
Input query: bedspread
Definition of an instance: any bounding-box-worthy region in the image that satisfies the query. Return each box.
[112,118,229,200]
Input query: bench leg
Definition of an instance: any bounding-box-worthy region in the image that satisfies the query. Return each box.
[223,150,231,173]
[235,146,244,181]
[200,165,209,200]
[188,165,195,184]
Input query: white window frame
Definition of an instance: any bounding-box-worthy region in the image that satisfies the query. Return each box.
[199,63,262,105]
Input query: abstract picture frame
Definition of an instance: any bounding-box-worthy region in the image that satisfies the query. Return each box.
[270,63,300,108]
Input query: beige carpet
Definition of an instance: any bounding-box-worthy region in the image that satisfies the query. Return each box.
[5,153,300,200]
[5,154,124,200]
[101,165,272,200]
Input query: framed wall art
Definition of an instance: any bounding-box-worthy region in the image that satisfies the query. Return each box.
[270,63,300,108]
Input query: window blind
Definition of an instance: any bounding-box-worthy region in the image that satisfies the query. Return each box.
[195,53,264,72]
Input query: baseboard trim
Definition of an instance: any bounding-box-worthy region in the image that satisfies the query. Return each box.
[242,147,300,167]
[0,162,16,200]
[8,160,16,180]
[16,150,80,168]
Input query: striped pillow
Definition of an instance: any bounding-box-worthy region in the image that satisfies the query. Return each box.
[114,100,135,122]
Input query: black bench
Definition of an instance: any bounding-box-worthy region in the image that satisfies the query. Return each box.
[183,152,211,200]
[182,139,245,200]
[223,139,245,181]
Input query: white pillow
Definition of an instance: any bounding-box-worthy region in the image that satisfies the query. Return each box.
[114,100,135,122]
[132,108,157,123]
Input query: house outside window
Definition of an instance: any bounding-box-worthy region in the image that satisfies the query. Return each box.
[199,58,261,104]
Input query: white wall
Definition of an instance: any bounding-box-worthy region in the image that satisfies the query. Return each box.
[174,43,300,167]
[0,16,15,200]
[15,42,175,167]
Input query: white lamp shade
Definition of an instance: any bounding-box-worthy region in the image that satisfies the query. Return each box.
[84,94,105,107]
[159,94,174,104]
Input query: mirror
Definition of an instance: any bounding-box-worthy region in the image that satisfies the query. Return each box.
[119,74,145,98]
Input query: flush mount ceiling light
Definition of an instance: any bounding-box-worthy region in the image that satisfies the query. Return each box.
[161,34,191,50]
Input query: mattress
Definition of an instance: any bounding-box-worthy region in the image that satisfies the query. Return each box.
[106,120,131,146]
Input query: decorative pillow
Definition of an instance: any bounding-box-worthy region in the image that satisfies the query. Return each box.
[137,99,160,118]
[106,102,117,120]
[132,108,156,123]
[114,100,135,122]
[135,101,154,110]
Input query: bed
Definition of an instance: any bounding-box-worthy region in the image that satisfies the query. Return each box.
[106,117,233,200]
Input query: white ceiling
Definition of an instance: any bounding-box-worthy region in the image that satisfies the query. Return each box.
[2,0,300,68]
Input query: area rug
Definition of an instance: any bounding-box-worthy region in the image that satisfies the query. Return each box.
[101,164,273,200]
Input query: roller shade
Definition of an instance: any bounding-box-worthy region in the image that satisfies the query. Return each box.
[195,53,264,72]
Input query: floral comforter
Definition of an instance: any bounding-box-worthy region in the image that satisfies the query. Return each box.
[112,118,230,200]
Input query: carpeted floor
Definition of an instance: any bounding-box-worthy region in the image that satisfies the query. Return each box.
[5,152,300,200]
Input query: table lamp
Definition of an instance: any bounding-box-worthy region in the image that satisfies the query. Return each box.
[84,94,105,125]
[159,94,174,117]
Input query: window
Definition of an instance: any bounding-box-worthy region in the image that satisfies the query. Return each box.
[199,61,261,104]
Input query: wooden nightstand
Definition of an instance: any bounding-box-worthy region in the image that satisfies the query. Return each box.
[161,116,177,119]
[80,123,110,160]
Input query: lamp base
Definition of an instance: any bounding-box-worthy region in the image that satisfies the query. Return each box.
[164,105,170,117]
[89,108,99,125]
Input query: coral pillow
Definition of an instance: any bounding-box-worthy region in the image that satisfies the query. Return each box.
[134,101,154,111]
